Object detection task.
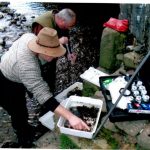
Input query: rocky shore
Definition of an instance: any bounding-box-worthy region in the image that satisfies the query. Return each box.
[1,2,150,149]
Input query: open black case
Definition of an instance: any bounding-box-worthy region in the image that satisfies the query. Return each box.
[99,54,150,122]
[93,51,150,139]
[99,74,150,122]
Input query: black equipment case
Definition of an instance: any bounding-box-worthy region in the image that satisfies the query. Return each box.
[99,74,150,122]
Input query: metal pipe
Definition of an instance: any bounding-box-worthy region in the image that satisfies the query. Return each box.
[92,50,150,139]
[65,43,72,54]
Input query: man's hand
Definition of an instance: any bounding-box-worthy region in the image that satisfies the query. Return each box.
[68,114,90,131]
[54,105,90,131]
[67,52,77,64]
[59,36,68,45]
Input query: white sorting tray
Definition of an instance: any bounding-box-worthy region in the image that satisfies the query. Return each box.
[39,111,55,130]
[57,96,103,139]
[55,82,83,104]
[80,67,108,87]
[39,82,83,130]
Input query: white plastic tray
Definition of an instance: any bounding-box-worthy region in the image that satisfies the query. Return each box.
[39,82,83,130]
[39,111,55,130]
[57,96,103,139]
[55,82,83,104]
[80,67,108,87]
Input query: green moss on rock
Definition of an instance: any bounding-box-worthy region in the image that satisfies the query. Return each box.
[99,27,126,72]
[60,134,80,149]
[82,81,99,97]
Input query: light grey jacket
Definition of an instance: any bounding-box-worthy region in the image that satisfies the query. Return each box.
[0,33,52,104]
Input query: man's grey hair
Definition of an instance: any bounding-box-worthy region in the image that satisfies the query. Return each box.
[56,8,76,23]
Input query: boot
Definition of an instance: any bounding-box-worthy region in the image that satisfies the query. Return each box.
[16,124,36,148]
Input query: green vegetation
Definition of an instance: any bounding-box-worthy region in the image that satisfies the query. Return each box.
[82,81,99,97]
[59,134,80,149]
[99,127,119,149]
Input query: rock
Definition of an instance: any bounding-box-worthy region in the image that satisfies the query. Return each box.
[123,51,142,69]
[31,16,35,18]
[0,46,3,53]
[5,40,13,48]
[0,2,10,7]
[14,16,19,21]
[115,120,148,136]
[10,19,17,24]
[7,10,15,17]
[0,26,6,32]
[137,124,150,150]
[116,53,124,61]
[0,12,4,19]
[35,131,60,149]
[93,138,111,149]
[94,91,107,112]
[94,91,104,99]
[103,118,119,132]
[126,45,134,51]
[99,27,126,73]
[0,38,3,45]
[133,44,144,52]
[0,7,11,13]
[21,16,27,22]
[16,21,21,26]
[66,133,112,149]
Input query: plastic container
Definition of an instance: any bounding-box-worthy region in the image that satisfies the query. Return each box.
[99,75,150,122]
[80,67,108,87]
[39,82,83,130]
[57,96,103,139]
[55,82,83,104]
[39,111,55,130]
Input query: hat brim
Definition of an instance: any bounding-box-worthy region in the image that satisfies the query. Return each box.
[28,37,66,57]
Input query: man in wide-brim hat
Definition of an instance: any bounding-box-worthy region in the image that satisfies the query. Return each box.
[0,27,90,148]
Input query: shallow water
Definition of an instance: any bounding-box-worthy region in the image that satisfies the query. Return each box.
[9,1,46,16]
[8,2,48,26]
[0,2,50,52]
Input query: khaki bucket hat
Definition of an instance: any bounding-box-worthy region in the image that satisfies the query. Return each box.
[28,27,66,57]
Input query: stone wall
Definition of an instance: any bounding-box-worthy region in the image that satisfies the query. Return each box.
[119,4,150,51]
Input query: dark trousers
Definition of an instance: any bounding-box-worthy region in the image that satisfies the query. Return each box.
[0,59,57,146]
[0,70,34,146]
